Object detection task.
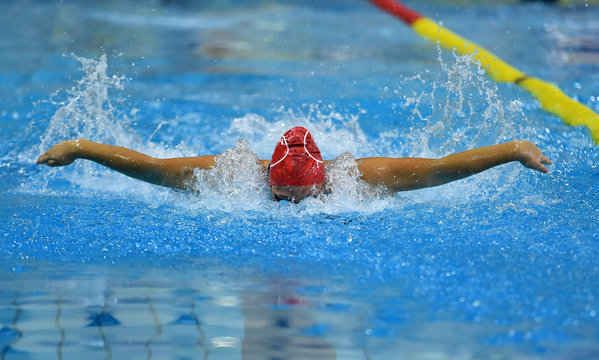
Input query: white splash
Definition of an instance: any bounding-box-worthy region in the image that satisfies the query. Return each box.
[36,54,138,155]
[391,48,533,203]
[191,140,271,212]
[308,152,392,215]
[226,105,388,160]
[399,47,530,158]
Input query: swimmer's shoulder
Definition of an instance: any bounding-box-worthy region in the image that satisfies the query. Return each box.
[259,159,270,171]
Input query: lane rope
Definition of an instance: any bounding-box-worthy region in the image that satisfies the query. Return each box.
[370,0,599,143]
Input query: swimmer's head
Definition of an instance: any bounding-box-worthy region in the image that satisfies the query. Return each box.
[269,127,325,202]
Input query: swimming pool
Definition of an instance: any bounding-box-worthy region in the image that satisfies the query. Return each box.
[1,0,598,358]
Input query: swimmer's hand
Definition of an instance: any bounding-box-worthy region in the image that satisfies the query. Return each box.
[36,140,80,167]
[514,140,552,173]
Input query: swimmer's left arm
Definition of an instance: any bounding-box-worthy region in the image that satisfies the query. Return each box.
[357,140,551,192]
[36,139,216,190]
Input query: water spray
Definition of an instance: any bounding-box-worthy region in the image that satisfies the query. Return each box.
[369,0,599,144]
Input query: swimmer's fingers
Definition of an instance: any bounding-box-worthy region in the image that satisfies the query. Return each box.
[524,154,551,173]
[530,160,550,173]
[536,154,553,173]
[36,155,66,166]
[36,152,73,167]
[541,154,552,166]
[36,154,55,166]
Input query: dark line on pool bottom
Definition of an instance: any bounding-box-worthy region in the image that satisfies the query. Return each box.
[101,314,112,360]
[363,347,371,360]
[191,302,209,360]
[146,296,163,360]
[1,294,23,360]
[94,306,113,360]
[56,297,66,360]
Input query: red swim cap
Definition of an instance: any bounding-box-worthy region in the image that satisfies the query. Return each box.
[269,127,325,186]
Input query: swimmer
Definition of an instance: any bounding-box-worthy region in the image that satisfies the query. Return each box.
[36,126,552,203]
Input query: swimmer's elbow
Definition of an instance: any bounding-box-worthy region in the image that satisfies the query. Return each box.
[391,161,453,191]
[153,160,197,190]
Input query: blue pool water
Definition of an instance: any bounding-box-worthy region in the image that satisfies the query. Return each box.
[1,0,599,359]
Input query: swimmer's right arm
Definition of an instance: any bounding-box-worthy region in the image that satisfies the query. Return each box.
[36,139,216,190]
